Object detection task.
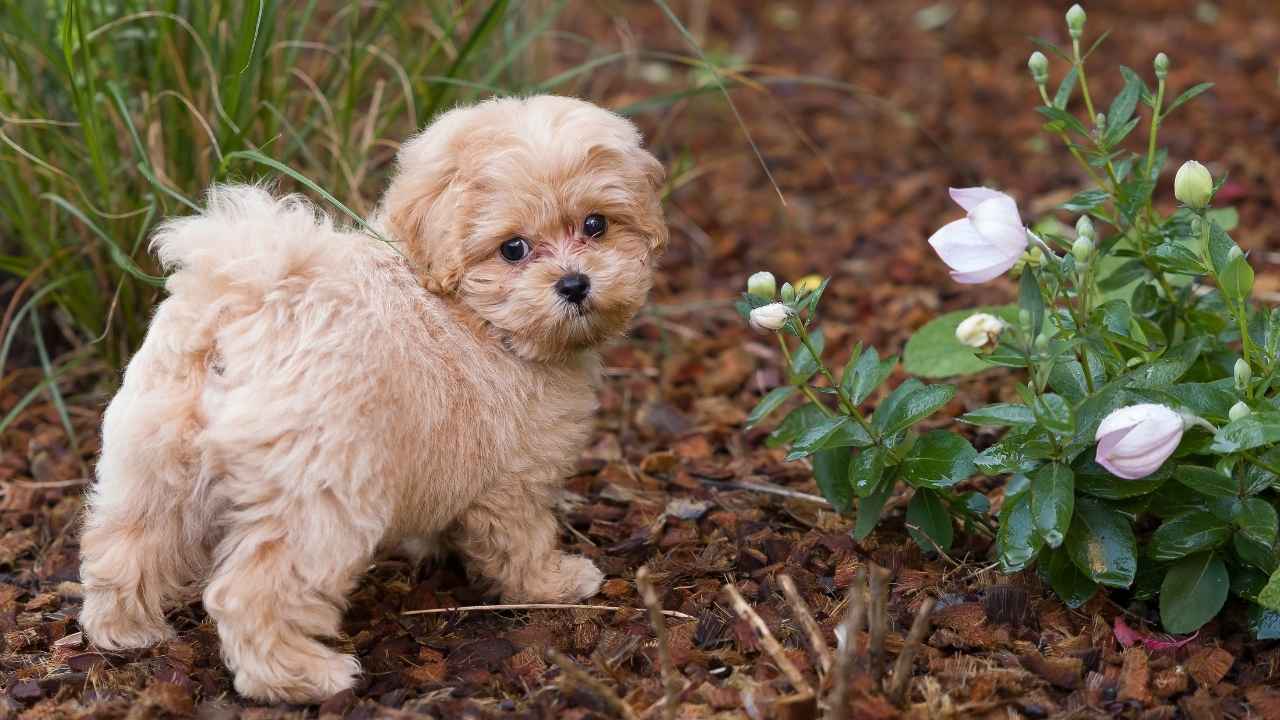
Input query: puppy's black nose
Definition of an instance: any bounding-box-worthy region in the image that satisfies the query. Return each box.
[555,273,591,304]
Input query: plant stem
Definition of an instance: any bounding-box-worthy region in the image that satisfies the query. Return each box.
[1144,76,1166,180]
[778,334,836,419]
[1037,85,1107,189]
[796,325,876,437]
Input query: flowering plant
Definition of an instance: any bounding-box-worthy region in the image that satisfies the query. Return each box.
[743,5,1280,637]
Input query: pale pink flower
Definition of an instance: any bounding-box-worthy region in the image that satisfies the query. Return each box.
[928,188,1028,284]
[1095,404,1185,480]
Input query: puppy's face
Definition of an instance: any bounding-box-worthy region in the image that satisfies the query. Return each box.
[383,96,667,361]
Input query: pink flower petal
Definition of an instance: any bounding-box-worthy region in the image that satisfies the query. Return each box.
[1114,617,1197,653]
[949,187,1009,214]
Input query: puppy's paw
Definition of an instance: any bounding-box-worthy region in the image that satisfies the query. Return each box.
[233,646,360,704]
[80,590,175,651]
[561,555,605,601]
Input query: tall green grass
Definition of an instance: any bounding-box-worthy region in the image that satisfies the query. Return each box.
[0,0,615,375]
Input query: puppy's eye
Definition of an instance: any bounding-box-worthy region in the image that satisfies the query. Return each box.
[583,213,608,239]
[499,237,531,263]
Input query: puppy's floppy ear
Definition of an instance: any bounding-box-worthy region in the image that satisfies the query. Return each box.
[381,112,471,294]
[632,146,669,255]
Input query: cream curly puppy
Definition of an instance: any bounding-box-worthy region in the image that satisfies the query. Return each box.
[78,95,667,703]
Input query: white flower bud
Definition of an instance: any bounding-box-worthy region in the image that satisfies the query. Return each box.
[1174,160,1214,208]
[1072,236,1093,264]
[1229,401,1252,422]
[1228,245,1244,263]
[1066,4,1087,38]
[780,282,796,303]
[747,271,777,299]
[1028,51,1049,85]
[749,303,791,332]
[955,313,1006,348]
[1075,215,1095,240]
[1154,52,1169,81]
[1095,404,1186,479]
[1235,358,1252,392]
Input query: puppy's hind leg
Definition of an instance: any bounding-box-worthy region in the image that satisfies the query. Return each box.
[202,473,384,704]
[452,479,603,603]
[80,340,208,651]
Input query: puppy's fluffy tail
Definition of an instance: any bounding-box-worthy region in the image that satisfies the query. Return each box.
[151,184,338,296]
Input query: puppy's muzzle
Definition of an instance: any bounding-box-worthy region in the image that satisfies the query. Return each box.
[554,273,591,305]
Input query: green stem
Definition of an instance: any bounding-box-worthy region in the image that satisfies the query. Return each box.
[796,325,874,436]
[778,334,836,419]
[1038,85,1108,189]
[1144,76,1166,180]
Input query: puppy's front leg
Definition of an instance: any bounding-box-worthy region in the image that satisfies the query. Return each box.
[451,479,603,603]
[202,493,382,704]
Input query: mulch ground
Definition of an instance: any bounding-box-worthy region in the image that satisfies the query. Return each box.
[3,1,1280,718]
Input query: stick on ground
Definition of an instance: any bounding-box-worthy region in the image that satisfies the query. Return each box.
[636,566,682,720]
[779,574,832,676]
[723,582,815,696]
[825,567,866,720]
[546,647,640,720]
[866,564,892,684]
[888,596,936,705]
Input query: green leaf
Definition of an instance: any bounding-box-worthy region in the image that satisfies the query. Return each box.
[785,416,872,460]
[812,448,853,514]
[873,383,956,436]
[1160,552,1229,633]
[1218,252,1255,302]
[1066,498,1137,588]
[1175,465,1240,498]
[1075,458,1168,499]
[1237,498,1278,549]
[1035,105,1089,136]
[1259,568,1280,612]
[849,446,887,498]
[788,328,825,384]
[960,403,1035,428]
[1031,462,1074,548]
[901,431,976,489]
[906,489,953,554]
[1250,606,1280,640]
[767,404,826,447]
[1107,66,1144,133]
[1019,270,1045,336]
[1150,241,1207,275]
[903,306,1017,378]
[842,346,895,405]
[1043,548,1098,608]
[853,479,893,541]
[997,491,1042,572]
[1053,65,1078,109]
[746,386,796,428]
[1060,189,1109,213]
[1149,512,1232,561]
[1162,81,1213,118]
[1212,412,1280,453]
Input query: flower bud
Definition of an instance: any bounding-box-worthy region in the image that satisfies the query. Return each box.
[1154,52,1169,81]
[1174,160,1213,208]
[1018,309,1032,330]
[795,274,823,294]
[1034,333,1051,352]
[746,271,776,299]
[1066,4,1087,38]
[1235,358,1252,392]
[1072,236,1093,264]
[1227,245,1244,263]
[1028,51,1049,85]
[1229,401,1252,422]
[1027,246,1044,267]
[1094,112,1106,130]
[1075,215,1095,240]
[955,313,1006,348]
[780,282,796,303]
[748,303,791,333]
[1095,404,1185,479]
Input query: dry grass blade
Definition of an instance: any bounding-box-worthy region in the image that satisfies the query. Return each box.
[826,567,866,720]
[546,647,640,720]
[779,574,832,676]
[636,566,682,720]
[402,603,693,619]
[723,582,814,697]
[888,596,936,705]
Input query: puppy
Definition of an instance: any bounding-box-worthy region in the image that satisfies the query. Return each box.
[78,95,667,703]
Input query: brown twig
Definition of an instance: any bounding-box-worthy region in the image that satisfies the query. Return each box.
[402,603,693,619]
[779,574,832,676]
[546,647,640,720]
[825,567,866,720]
[636,567,682,720]
[866,564,892,684]
[723,583,815,696]
[888,596,936,705]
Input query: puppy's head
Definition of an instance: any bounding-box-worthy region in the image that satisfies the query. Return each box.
[383,95,667,362]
